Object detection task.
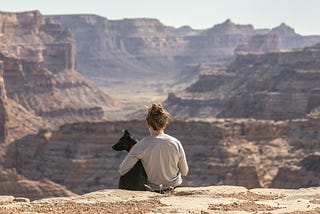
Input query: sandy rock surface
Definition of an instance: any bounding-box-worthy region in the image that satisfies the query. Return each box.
[0,186,319,213]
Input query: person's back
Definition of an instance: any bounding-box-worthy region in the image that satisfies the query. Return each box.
[119,103,188,191]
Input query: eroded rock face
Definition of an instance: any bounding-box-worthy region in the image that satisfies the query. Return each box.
[0,11,113,131]
[236,23,320,53]
[3,118,319,196]
[166,44,320,120]
[0,58,48,144]
[49,16,271,82]
[0,168,77,200]
[51,15,182,79]
[49,16,320,85]
[0,62,7,143]
[0,11,75,69]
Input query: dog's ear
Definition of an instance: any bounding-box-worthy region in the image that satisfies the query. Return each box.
[123,129,130,135]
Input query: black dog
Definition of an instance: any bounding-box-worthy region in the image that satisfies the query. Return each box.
[112,130,148,191]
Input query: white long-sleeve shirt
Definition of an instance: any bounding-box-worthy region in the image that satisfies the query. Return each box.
[119,132,189,189]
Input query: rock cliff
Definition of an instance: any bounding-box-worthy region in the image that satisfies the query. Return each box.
[236,23,320,53]
[0,57,47,144]
[50,15,184,80]
[0,62,7,143]
[0,11,114,140]
[49,15,320,122]
[3,118,319,197]
[50,16,320,86]
[50,16,271,82]
[0,186,319,213]
[166,44,320,120]
[0,168,76,200]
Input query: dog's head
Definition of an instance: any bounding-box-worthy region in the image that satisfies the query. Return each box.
[112,130,138,152]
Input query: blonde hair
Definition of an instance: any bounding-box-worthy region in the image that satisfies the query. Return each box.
[146,103,169,131]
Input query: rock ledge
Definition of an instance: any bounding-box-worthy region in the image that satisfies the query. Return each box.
[0,186,319,213]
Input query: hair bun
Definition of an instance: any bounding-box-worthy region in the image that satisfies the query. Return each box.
[151,103,164,114]
[146,103,169,131]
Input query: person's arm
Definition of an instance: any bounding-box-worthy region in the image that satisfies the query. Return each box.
[178,143,189,176]
[119,153,139,175]
[119,142,143,176]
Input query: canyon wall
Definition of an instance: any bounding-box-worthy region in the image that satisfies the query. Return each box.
[236,23,320,53]
[0,62,7,143]
[50,16,320,85]
[0,11,114,142]
[166,44,320,120]
[3,118,319,196]
[0,168,77,200]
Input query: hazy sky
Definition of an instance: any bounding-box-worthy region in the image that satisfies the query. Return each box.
[2,0,319,35]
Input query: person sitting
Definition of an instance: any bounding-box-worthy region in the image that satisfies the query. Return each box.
[119,103,189,193]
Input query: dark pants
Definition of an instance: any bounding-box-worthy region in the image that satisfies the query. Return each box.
[153,186,176,194]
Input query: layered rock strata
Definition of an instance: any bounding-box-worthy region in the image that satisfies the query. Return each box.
[3,118,319,196]
[0,11,113,133]
[0,168,77,200]
[166,44,320,120]
[0,62,7,143]
[50,16,320,86]
[236,23,320,53]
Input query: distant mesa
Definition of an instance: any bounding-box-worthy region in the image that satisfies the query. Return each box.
[209,18,255,34]
[270,22,296,36]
